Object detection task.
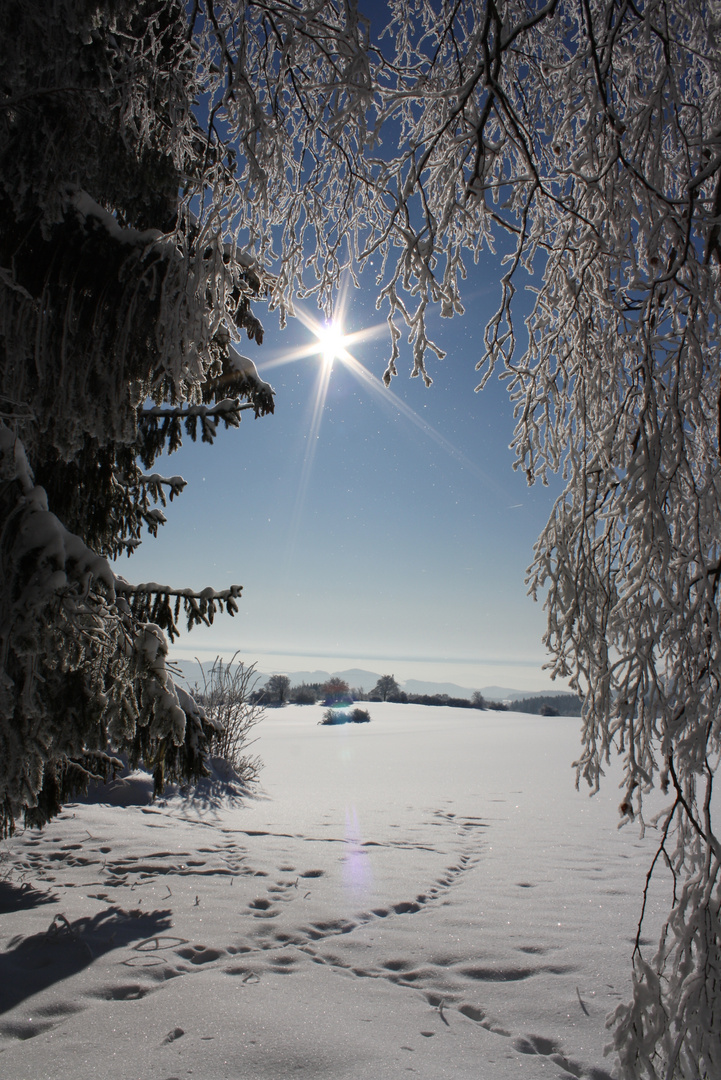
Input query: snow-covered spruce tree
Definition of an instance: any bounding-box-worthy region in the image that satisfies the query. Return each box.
[0,0,275,835]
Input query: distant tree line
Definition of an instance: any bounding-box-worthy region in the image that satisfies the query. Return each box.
[254,676,355,707]
[397,692,484,709]
[508,694,583,717]
[255,674,580,716]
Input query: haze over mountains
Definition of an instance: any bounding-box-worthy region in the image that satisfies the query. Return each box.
[171,660,572,702]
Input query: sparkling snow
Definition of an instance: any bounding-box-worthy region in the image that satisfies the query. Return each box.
[0,705,670,1079]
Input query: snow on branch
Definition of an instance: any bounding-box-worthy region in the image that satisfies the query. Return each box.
[66,187,164,249]
[137,473,187,496]
[115,578,243,639]
[0,426,227,834]
[139,398,257,421]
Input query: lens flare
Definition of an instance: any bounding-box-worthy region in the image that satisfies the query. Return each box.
[343,804,372,899]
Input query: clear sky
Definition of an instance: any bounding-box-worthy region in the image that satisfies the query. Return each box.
[121,256,568,693]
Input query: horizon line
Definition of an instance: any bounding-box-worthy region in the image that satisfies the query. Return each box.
[168,646,550,669]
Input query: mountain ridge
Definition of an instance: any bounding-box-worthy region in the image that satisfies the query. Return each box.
[170,659,574,702]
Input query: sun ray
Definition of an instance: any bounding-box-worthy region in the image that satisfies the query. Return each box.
[290,350,333,533]
[333,352,510,500]
[259,297,511,566]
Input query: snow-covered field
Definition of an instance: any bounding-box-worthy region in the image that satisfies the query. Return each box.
[0,705,670,1080]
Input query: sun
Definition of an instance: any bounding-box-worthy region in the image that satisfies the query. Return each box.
[249,294,506,559]
[316,320,346,368]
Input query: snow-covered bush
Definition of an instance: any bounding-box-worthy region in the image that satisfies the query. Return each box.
[320,708,371,726]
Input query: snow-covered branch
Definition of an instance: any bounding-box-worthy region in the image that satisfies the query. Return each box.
[138,399,256,421]
[136,473,187,495]
[66,187,164,248]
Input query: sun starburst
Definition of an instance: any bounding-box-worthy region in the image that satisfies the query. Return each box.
[252,286,507,566]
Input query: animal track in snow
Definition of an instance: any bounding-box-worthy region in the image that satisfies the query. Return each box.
[175,945,226,965]
[0,1018,56,1042]
[0,800,606,1080]
[511,1033,614,1080]
[87,982,155,1001]
[458,1003,486,1022]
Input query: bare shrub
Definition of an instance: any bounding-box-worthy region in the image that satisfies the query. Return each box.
[195,654,264,784]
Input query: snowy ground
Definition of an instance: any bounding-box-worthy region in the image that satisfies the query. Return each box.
[0,705,671,1080]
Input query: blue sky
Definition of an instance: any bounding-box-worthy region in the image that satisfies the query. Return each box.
[122,254,569,693]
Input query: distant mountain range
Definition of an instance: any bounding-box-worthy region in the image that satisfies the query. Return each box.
[170,660,573,703]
